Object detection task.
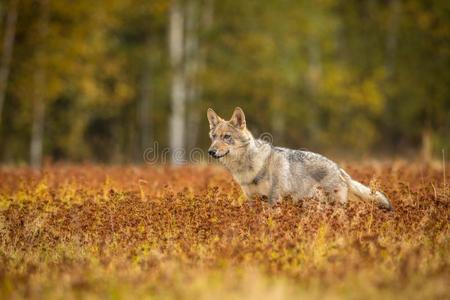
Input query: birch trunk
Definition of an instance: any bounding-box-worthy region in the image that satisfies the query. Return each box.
[0,0,18,127]
[185,0,199,151]
[186,0,214,151]
[30,0,49,169]
[169,0,186,164]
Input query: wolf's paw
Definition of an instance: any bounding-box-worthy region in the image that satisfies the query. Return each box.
[262,202,282,215]
[271,206,282,215]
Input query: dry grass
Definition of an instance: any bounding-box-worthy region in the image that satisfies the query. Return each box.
[0,161,449,299]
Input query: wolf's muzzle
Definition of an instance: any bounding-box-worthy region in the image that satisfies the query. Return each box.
[208,149,229,159]
[208,149,217,157]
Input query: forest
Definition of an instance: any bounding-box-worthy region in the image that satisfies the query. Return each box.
[0,1,449,299]
[0,0,448,166]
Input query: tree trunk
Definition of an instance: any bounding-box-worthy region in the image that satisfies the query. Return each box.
[421,127,432,163]
[139,38,152,157]
[169,0,186,165]
[0,0,18,127]
[186,0,214,151]
[30,80,45,168]
[185,0,199,151]
[30,0,49,169]
[386,0,401,78]
[306,28,322,138]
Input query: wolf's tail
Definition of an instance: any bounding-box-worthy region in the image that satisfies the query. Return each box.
[339,169,393,210]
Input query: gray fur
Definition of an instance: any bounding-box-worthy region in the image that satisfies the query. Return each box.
[250,166,267,185]
[310,167,328,182]
[207,107,393,210]
[219,138,392,210]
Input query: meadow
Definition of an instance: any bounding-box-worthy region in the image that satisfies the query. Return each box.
[0,161,449,299]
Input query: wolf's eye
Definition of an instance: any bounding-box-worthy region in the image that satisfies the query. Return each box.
[223,134,232,141]
[211,134,217,139]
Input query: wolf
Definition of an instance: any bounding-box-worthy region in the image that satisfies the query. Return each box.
[207,107,392,210]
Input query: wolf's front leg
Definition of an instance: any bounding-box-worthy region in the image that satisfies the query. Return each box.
[241,186,256,204]
[268,178,282,206]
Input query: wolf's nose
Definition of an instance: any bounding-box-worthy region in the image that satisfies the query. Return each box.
[208,149,217,157]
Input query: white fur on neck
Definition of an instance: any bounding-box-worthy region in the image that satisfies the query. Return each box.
[220,138,271,185]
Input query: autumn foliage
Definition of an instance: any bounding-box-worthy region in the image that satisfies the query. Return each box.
[0,162,449,299]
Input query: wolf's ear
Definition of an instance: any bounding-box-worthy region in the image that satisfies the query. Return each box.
[207,108,222,129]
[230,107,246,129]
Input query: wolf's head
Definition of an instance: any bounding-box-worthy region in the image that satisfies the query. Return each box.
[207,107,253,160]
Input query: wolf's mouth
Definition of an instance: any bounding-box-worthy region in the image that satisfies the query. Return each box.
[212,150,229,159]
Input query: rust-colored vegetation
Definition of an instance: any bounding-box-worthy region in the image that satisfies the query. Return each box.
[0,162,449,299]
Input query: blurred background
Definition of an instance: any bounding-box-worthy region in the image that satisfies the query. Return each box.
[0,0,448,166]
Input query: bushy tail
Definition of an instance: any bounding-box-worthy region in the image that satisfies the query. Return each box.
[339,169,393,210]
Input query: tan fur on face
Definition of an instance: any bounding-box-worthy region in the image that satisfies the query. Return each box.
[207,107,252,159]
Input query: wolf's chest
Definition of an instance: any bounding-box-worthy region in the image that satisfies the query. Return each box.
[244,180,271,196]
[234,171,272,197]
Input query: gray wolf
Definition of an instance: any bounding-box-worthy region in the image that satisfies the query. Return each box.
[207,107,392,210]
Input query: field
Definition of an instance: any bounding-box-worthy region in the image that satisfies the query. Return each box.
[0,162,449,299]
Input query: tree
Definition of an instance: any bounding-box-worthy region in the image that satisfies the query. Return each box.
[0,0,18,129]
[30,0,49,168]
[184,0,200,151]
[0,0,448,164]
[169,0,186,164]
[138,37,153,156]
